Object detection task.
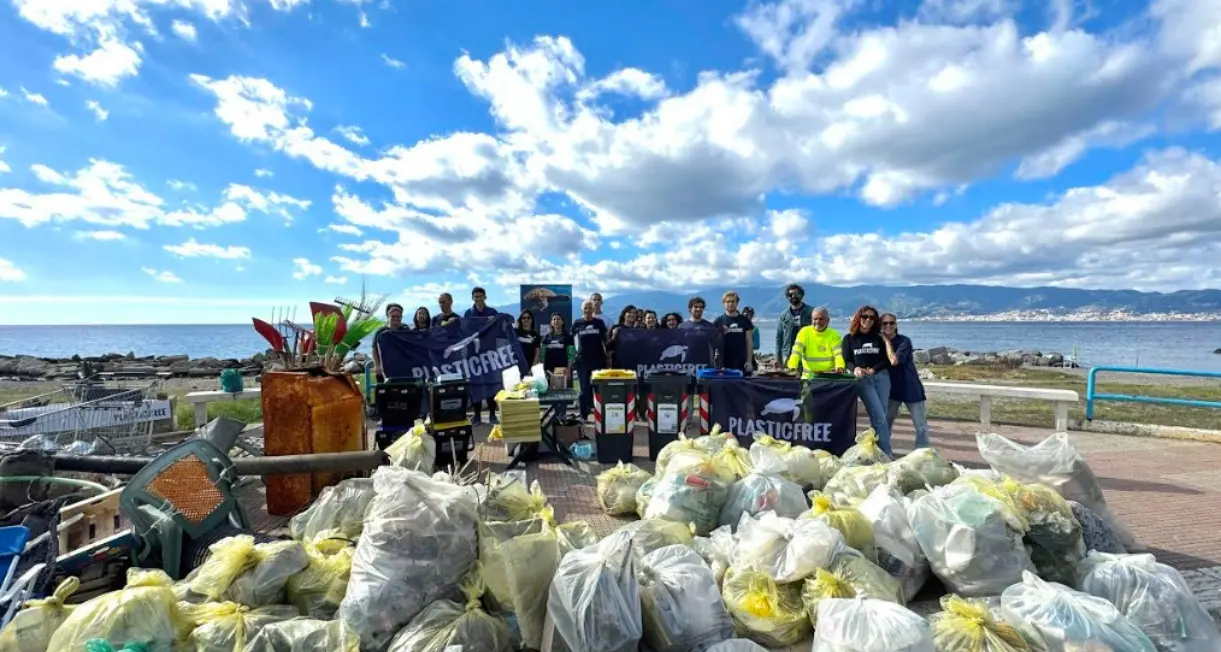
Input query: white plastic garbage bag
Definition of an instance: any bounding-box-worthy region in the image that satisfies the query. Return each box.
[977,432,1138,550]
[856,484,929,602]
[289,478,375,542]
[812,597,935,652]
[338,466,479,652]
[1001,571,1156,652]
[385,573,512,652]
[732,511,846,583]
[907,483,1033,597]
[706,639,769,652]
[547,530,643,652]
[1078,552,1221,652]
[645,456,735,535]
[823,464,890,507]
[719,446,808,528]
[693,525,737,586]
[637,544,734,652]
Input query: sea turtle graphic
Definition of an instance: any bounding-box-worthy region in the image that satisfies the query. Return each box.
[660,344,689,362]
[444,332,483,359]
[761,398,802,422]
[523,287,571,311]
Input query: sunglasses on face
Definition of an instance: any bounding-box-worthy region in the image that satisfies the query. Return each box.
[862,314,877,321]
[882,320,896,326]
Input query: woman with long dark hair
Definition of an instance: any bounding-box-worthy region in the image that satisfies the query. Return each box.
[841,305,898,457]
[881,313,929,449]
[661,312,682,329]
[412,306,431,330]
[608,305,637,368]
[515,310,541,369]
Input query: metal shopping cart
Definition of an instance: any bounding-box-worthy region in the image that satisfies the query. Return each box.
[0,378,168,455]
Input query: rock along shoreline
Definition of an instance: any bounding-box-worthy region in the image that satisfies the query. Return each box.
[0,346,1072,382]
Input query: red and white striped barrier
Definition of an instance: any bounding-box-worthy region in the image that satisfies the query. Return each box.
[645,391,690,434]
[593,389,636,434]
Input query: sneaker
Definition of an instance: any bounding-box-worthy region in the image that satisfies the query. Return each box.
[489,415,499,425]
[471,415,483,426]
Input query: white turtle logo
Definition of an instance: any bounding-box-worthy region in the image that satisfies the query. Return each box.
[444,332,483,359]
[761,398,801,422]
[659,344,689,362]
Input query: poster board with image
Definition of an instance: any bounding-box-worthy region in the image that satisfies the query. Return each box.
[519,284,573,336]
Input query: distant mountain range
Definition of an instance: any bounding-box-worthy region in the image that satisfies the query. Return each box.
[508,284,1221,319]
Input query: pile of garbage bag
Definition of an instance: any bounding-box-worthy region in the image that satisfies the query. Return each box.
[840,429,892,467]
[5,427,1203,652]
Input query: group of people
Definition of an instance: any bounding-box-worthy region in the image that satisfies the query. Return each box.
[371,284,931,455]
[779,284,929,459]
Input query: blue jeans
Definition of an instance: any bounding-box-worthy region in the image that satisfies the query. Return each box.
[856,370,892,457]
[887,399,930,449]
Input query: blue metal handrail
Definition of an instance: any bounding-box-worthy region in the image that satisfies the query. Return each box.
[1085,365,1221,420]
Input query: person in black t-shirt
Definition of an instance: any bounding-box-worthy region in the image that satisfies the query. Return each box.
[515,310,541,371]
[661,312,682,329]
[714,290,755,373]
[541,313,573,378]
[842,304,899,458]
[607,305,637,368]
[571,299,608,419]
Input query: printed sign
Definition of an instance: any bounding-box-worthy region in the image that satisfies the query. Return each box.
[520,284,573,337]
[706,377,858,454]
[0,399,173,437]
[376,315,526,403]
[615,328,716,379]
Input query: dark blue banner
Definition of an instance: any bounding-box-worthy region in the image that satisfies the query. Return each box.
[615,327,716,378]
[706,377,858,454]
[376,315,525,403]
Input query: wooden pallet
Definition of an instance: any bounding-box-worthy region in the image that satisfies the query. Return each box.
[57,488,128,555]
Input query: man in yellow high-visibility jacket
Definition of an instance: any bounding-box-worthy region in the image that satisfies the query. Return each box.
[786,306,845,377]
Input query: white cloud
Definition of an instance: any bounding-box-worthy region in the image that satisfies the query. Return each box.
[52,38,142,87]
[85,99,109,121]
[164,237,251,259]
[381,54,406,69]
[335,125,370,146]
[0,87,8,98]
[269,0,310,10]
[223,183,311,223]
[292,258,322,279]
[324,223,363,236]
[254,168,274,178]
[21,87,48,106]
[0,147,9,174]
[73,229,127,241]
[324,275,348,284]
[167,179,197,191]
[171,20,197,42]
[0,258,26,282]
[0,160,247,229]
[141,267,182,283]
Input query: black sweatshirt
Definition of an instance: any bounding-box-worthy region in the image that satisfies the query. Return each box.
[842,332,891,372]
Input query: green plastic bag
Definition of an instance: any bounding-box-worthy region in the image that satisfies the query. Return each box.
[220,369,244,393]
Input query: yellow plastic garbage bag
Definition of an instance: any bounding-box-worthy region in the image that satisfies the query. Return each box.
[285,535,354,619]
[636,476,657,519]
[802,491,878,562]
[801,550,904,627]
[783,446,825,490]
[815,449,844,486]
[929,595,1033,652]
[47,568,188,652]
[721,567,810,648]
[645,457,735,535]
[655,433,701,476]
[180,602,299,652]
[841,429,892,467]
[386,572,512,652]
[712,439,753,481]
[384,420,437,471]
[596,462,652,515]
[188,536,310,607]
[888,448,959,494]
[483,473,549,522]
[823,464,890,506]
[0,576,79,652]
[693,424,737,454]
[244,618,360,652]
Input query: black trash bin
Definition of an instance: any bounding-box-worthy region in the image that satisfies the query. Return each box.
[428,377,469,423]
[376,379,425,430]
[592,370,637,464]
[432,421,474,470]
[644,370,691,460]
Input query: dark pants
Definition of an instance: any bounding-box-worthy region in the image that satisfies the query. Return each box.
[473,397,497,420]
[576,358,604,419]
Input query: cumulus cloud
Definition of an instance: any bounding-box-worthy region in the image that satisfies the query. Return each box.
[0,258,26,282]
[164,238,252,259]
[324,275,348,284]
[21,87,48,106]
[172,20,197,42]
[292,258,322,279]
[85,99,109,121]
[141,267,181,283]
[223,184,311,223]
[73,229,127,241]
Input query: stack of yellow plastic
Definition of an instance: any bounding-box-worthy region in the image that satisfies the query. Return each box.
[494,389,542,444]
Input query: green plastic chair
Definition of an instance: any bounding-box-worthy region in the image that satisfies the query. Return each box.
[120,439,255,580]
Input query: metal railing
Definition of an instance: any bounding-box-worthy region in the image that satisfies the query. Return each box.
[1085,365,1221,420]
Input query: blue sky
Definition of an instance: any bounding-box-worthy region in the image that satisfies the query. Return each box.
[1,0,1220,325]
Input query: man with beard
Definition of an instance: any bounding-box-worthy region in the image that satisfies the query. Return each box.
[775,283,814,368]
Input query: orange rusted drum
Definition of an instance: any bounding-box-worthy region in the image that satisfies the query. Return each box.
[261,369,366,515]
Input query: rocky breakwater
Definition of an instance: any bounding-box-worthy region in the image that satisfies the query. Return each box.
[0,351,371,381]
[915,346,1075,368]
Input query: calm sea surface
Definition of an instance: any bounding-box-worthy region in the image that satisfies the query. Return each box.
[1,321,1220,372]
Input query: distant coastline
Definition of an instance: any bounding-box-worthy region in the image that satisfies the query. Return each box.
[750,311,1221,324]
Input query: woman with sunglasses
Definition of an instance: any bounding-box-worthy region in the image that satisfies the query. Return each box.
[842,305,899,457]
[880,313,929,449]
